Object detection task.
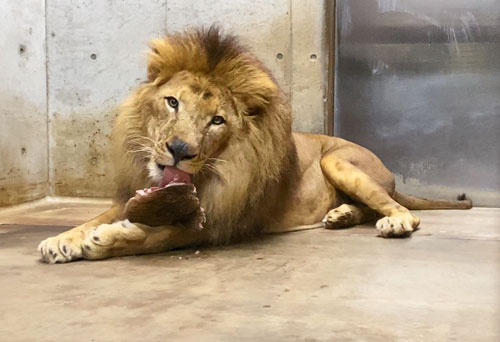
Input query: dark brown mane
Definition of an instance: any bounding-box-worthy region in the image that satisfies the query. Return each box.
[196,26,242,71]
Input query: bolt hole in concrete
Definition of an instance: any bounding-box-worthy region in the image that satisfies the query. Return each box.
[18,44,26,54]
[276,52,284,60]
[310,53,317,61]
[21,148,26,155]
[90,53,97,60]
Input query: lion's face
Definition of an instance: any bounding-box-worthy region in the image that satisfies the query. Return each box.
[144,71,238,183]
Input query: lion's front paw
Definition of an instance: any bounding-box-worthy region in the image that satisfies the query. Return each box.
[38,221,149,264]
[38,232,85,264]
[376,213,420,238]
[38,230,113,264]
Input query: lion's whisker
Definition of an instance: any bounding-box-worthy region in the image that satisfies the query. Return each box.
[127,146,154,152]
[128,135,162,150]
[207,157,227,164]
[129,135,156,144]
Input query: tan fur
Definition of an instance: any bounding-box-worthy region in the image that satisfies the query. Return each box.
[38,27,472,263]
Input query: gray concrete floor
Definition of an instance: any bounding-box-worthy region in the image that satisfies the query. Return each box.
[0,200,499,341]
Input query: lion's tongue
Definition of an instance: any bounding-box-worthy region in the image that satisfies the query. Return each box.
[159,166,191,187]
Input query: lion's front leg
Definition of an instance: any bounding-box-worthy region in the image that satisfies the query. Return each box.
[39,219,207,263]
[320,153,420,238]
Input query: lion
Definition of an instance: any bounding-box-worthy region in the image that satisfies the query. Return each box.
[38,27,472,263]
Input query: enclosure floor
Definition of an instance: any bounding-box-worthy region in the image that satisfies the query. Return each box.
[0,201,499,341]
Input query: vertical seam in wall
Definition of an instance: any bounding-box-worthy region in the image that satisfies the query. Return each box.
[325,0,335,135]
[323,0,328,134]
[288,0,293,102]
[332,0,339,137]
[44,0,53,196]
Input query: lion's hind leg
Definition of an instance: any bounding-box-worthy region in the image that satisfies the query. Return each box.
[323,203,376,229]
[320,152,420,238]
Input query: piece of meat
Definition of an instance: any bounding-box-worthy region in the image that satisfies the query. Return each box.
[123,166,205,230]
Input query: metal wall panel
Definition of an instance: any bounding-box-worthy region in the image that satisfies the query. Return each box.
[0,0,48,206]
[335,0,500,206]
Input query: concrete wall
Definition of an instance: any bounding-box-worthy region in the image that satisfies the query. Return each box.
[46,0,327,198]
[46,0,166,197]
[0,0,48,206]
[1,1,327,204]
[290,0,328,134]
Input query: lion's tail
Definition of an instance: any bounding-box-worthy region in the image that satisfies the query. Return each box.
[394,191,473,210]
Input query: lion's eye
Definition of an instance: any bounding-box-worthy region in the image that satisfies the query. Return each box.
[165,96,179,110]
[211,115,225,125]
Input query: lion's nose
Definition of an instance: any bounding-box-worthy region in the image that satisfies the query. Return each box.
[166,139,197,165]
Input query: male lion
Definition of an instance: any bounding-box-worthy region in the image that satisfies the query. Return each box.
[38,27,471,263]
